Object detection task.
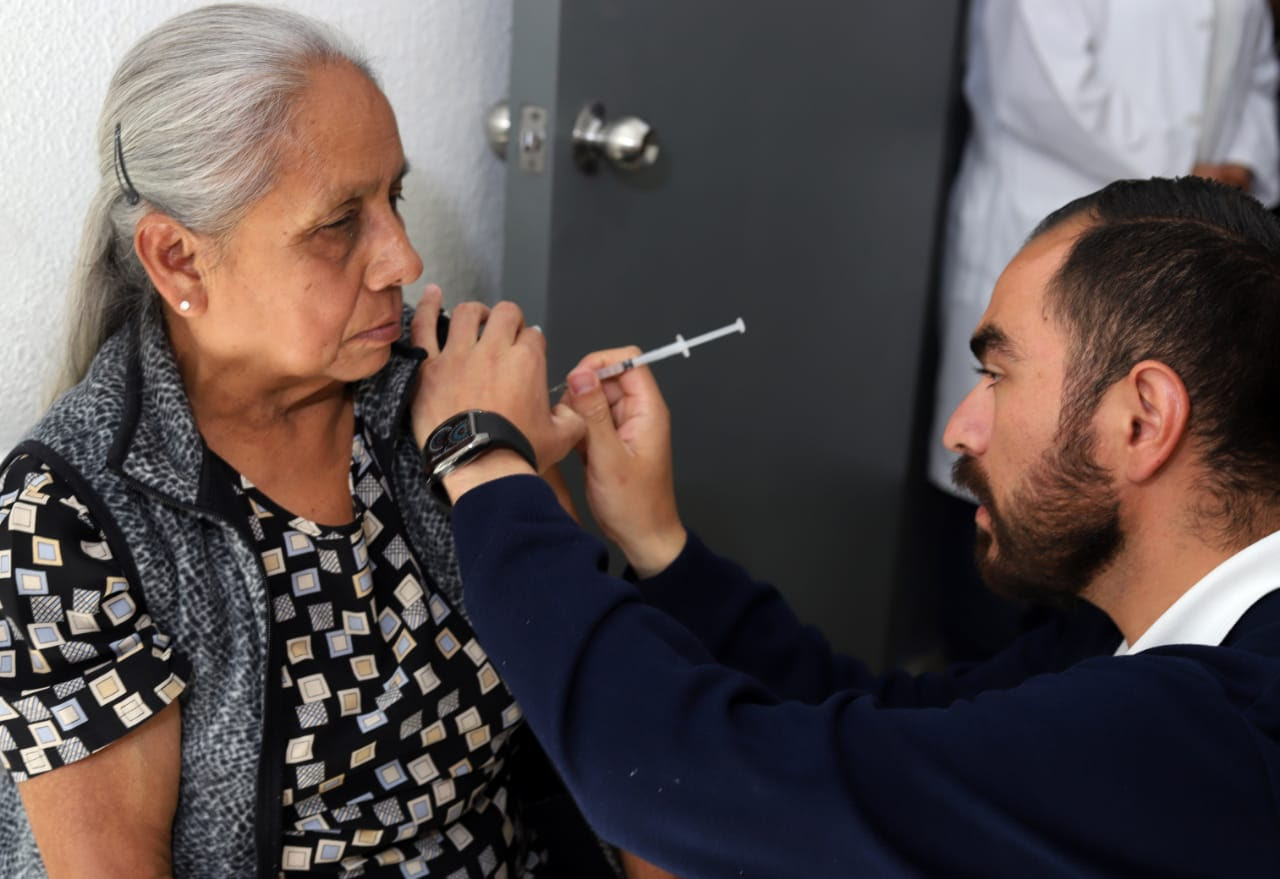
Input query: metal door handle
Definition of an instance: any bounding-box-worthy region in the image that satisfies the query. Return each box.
[572,102,659,173]
[486,101,550,174]
[484,101,511,158]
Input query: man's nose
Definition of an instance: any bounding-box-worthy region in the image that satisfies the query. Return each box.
[942,382,990,457]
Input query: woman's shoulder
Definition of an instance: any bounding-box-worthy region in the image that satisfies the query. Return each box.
[0,452,109,549]
[18,327,140,476]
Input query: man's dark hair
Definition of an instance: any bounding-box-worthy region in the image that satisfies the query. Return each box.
[1035,176,1280,543]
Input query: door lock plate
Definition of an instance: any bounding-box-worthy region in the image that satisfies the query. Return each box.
[518,105,548,174]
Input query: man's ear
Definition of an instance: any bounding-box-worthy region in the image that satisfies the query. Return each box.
[133,214,209,316]
[1115,359,1190,483]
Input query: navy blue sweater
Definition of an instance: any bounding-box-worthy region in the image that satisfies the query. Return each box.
[453,475,1280,878]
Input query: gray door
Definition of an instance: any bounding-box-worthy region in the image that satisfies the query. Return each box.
[499,0,961,661]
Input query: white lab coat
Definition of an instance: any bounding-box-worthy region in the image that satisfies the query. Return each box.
[928,0,1280,494]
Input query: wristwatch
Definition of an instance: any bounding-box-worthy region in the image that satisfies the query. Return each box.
[424,410,537,508]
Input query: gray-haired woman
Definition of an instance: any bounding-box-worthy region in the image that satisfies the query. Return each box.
[0,5,666,877]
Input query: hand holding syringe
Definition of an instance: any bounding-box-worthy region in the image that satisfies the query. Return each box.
[550,317,747,395]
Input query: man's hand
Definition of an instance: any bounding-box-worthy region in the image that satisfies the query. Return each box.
[1191,162,1253,191]
[409,288,584,501]
[564,349,686,577]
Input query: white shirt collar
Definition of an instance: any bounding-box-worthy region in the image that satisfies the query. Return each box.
[1115,527,1280,655]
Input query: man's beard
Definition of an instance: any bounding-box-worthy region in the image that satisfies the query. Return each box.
[952,424,1123,607]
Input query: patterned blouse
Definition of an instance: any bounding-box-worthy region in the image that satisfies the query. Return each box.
[0,417,543,877]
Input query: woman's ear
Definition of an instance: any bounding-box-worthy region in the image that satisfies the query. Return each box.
[1118,359,1190,483]
[134,214,208,316]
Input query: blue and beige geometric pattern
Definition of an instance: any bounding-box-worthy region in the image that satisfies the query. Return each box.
[0,455,189,781]
[237,417,540,877]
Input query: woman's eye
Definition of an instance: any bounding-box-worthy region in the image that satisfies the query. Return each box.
[324,213,356,232]
[390,192,405,214]
[311,211,360,260]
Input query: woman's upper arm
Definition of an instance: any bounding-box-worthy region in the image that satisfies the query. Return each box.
[0,454,190,876]
[18,700,181,878]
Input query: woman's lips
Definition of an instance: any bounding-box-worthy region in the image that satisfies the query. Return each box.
[352,320,401,343]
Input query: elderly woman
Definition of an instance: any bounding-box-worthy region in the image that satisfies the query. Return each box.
[0,5,666,878]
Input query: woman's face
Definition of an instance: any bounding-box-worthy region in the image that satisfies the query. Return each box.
[191,62,422,390]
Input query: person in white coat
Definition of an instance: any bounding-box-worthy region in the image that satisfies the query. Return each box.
[924,0,1280,659]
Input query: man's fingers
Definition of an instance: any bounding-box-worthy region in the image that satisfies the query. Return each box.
[517,323,548,359]
[566,367,627,458]
[448,301,490,348]
[567,368,613,425]
[547,403,587,464]
[480,301,526,344]
[411,286,446,356]
[420,284,443,312]
[574,345,642,373]
[601,379,625,407]
[569,346,639,407]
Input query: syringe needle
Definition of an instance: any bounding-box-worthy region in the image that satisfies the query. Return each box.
[550,317,746,394]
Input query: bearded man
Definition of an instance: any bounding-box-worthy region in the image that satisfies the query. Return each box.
[409,176,1280,877]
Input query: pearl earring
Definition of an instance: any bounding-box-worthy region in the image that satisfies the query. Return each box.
[178,300,191,313]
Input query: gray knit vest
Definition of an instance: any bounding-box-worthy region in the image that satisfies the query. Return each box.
[0,307,463,877]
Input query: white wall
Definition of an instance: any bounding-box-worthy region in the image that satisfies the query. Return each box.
[0,0,512,453]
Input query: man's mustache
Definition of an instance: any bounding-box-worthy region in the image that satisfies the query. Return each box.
[953,456,993,510]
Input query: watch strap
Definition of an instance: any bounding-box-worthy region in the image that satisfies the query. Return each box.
[424,410,537,508]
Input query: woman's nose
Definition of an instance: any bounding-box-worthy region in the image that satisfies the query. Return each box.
[368,210,423,291]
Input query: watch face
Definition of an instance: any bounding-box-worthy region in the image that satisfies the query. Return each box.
[428,414,474,457]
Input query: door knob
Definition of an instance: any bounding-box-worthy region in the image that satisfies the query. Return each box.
[572,102,660,173]
[484,101,511,158]
[485,101,550,173]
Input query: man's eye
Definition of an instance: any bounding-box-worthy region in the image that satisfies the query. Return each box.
[974,366,1002,386]
[323,213,357,232]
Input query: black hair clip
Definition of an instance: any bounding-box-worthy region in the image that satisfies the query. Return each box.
[113,122,141,206]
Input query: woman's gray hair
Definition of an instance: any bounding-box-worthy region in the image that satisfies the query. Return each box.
[58,3,374,395]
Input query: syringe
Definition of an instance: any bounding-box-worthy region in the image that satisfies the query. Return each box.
[550,317,747,394]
